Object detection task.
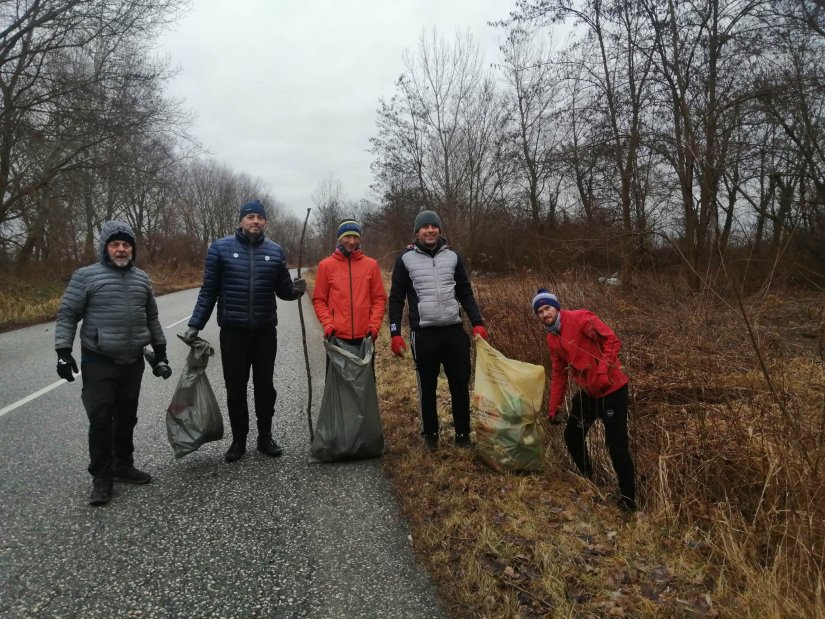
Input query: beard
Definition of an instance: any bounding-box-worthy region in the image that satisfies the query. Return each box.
[111,256,132,268]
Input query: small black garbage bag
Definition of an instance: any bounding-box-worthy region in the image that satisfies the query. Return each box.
[164,333,223,458]
[309,336,384,463]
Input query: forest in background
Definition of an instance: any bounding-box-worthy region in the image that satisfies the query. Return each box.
[1,1,823,289]
[2,1,825,614]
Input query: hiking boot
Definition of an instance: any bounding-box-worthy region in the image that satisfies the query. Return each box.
[455,433,472,448]
[113,466,152,484]
[88,479,113,506]
[423,433,438,452]
[257,435,283,458]
[225,440,247,463]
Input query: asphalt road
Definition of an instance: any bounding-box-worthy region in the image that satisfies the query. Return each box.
[0,286,443,618]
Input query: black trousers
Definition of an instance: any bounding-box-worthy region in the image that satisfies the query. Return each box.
[219,327,277,440]
[564,384,635,503]
[80,358,145,480]
[410,324,471,437]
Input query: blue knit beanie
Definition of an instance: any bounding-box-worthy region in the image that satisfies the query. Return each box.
[239,199,266,220]
[414,210,442,235]
[337,218,361,241]
[532,288,560,313]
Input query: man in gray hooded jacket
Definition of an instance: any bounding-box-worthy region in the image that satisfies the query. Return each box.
[55,220,170,506]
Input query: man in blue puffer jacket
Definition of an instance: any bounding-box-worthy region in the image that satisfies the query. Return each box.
[184,200,306,463]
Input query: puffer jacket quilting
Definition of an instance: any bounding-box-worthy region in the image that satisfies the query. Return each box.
[189,229,297,330]
[403,244,461,328]
[55,220,166,365]
[388,239,483,334]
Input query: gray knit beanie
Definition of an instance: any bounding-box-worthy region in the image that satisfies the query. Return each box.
[413,210,442,235]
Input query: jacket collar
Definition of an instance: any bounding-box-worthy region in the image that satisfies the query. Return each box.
[333,247,363,261]
[412,237,446,256]
[235,228,266,246]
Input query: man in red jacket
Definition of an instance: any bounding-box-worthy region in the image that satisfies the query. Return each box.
[312,218,387,346]
[533,288,636,512]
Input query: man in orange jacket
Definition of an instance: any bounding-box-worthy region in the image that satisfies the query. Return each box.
[312,219,387,346]
[533,288,636,512]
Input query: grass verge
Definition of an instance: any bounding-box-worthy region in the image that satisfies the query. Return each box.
[0,266,202,333]
[375,270,825,618]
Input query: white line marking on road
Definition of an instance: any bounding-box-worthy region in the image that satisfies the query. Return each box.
[165,315,191,329]
[0,377,81,418]
[1,313,191,418]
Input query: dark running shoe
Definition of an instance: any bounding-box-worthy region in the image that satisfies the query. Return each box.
[113,466,152,485]
[455,433,472,448]
[256,436,283,458]
[88,479,113,506]
[225,440,247,463]
[423,433,438,452]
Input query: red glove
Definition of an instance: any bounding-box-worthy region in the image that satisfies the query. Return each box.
[472,325,489,340]
[391,335,407,357]
[366,329,378,342]
[323,327,334,340]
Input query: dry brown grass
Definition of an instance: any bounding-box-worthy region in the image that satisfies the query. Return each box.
[0,264,202,332]
[375,270,825,618]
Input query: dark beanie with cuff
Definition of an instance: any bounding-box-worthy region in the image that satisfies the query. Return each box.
[413,210,442,235]
[239,200,266,221]
[107,231,134,247]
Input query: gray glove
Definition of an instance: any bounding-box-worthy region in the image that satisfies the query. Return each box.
[182,327,199,341]
[292,277,307,297]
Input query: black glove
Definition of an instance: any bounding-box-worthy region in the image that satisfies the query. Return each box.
[151,344,172,379]
[182,327,199,341]
[153,360,172,380]
[292,277,307,297]
[56,349,78,382]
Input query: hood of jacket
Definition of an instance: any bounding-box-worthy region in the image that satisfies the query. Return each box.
[99,220,137,266]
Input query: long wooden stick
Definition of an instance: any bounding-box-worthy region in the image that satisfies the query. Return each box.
[296,207,314,442]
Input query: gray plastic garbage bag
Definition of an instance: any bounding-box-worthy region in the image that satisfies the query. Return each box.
[309,336,384,463]
[165,333,224,458]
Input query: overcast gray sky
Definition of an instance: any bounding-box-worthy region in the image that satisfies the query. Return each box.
[155,0,515,219]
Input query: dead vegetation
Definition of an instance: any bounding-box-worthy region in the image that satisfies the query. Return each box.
[376,270,825,618]
[0,264,202,332]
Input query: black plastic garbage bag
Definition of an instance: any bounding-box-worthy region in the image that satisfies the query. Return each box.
[309,336,384,463]
[165,333,223,458]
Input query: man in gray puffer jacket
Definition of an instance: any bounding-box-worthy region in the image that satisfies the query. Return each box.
[55,220,169,506]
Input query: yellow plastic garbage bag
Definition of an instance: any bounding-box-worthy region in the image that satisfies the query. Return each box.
[473,337,545,472]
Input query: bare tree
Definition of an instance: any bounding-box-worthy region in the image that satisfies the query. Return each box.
[499,26,564,229]
[0,0,188,262]
[311,174,347,252]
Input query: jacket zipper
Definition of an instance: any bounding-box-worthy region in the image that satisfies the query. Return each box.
[348,256,355,338]
[248,242,255,328]
[122,269,134,347]
[431,246,444,321]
